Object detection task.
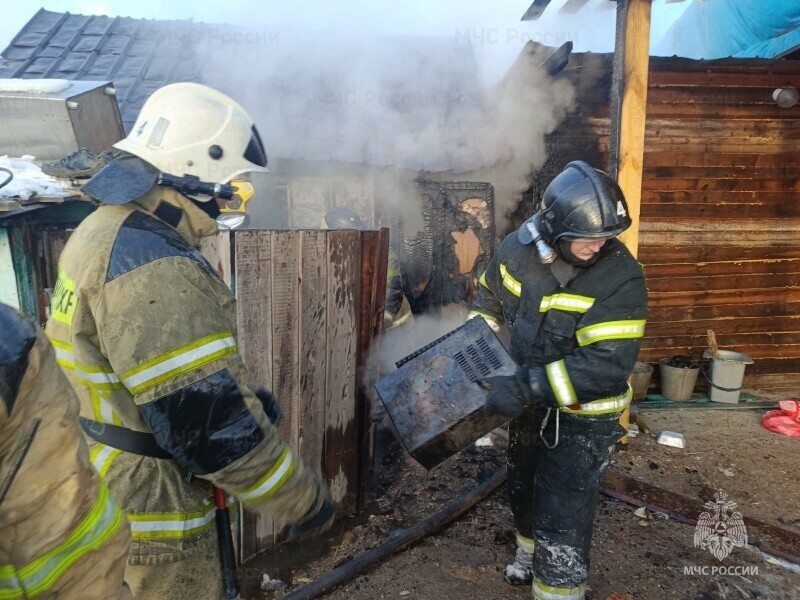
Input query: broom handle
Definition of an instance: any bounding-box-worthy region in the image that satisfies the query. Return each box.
[706,329,719,359]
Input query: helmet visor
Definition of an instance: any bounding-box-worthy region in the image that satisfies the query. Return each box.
[243,126,268,168]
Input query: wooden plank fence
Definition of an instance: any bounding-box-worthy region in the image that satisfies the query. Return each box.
[204,228,388,562]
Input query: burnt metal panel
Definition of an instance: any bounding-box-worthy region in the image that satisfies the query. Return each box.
[375,317,514,469]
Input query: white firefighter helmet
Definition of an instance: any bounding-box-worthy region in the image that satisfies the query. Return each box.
[113,82,268,191]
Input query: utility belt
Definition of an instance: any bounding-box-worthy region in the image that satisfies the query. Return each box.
[79,417,174,460]
[79,387,282,461]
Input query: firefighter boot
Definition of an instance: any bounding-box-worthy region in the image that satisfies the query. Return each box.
[504,533,535,586]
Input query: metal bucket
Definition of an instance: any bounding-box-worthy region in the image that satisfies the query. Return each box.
[703,349,754,404]
[659,357,699,402]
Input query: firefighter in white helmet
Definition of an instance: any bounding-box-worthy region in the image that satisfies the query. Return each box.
[46,83,333,599]
[1,302,131,600]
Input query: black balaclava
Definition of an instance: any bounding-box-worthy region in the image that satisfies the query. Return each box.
[556,238,604,267]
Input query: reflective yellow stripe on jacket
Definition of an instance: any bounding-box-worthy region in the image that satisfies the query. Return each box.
[576,319,646,346]
[0,484,123,600]
[89,443,122,478]
[236,446,295,505]
[545,359,632,415]
[126,450,293,539]
[539,293,595,313]
[49,339,123,391]
[499,264,522,297]
[390,306,414,329]
[560,386,632,416]
[545,360,578,406]
[120,332,237,395]
[48,338,123,425]
[127,501,234,540]
[127,447,293,539]
[467,310,501,329]
[516,533,536,554]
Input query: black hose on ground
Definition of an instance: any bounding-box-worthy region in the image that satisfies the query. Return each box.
[281,466,507,600]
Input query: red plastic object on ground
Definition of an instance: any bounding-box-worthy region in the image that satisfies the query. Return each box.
[762,399,800,437]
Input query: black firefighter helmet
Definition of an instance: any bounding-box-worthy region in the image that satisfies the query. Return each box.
[539,160,631,244]
[324,206,366,230]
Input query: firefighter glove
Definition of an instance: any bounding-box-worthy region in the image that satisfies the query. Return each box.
[283,479,335,542]
[479,366,541,418]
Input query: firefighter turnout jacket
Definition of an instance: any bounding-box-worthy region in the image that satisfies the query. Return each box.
[1,303,130,599]
[45,188,325,565]
[469,234,647,415]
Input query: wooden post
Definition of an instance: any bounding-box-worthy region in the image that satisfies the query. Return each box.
[608,0,652,442]
[610,0,651,256]
[355,228,389,512]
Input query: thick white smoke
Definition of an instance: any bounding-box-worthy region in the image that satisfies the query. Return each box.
[197,25,575,233]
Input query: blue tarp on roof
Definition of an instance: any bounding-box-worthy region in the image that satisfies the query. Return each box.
[654,0,800,59]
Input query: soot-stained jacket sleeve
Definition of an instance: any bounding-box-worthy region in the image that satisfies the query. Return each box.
[95,256,323,525]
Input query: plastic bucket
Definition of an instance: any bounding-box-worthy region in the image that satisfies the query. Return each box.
[630,361,654,402]
[703,349,754,404]
[659,358,699,402]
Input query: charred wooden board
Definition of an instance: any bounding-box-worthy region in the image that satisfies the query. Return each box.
[375,318,514,469]
[403,181,495,314]
[601,472,800,565]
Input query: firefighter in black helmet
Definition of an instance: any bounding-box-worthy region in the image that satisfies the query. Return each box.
[468,161,647,599]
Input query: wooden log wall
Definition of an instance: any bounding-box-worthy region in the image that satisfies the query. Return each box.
[217,228,388,562]
[640,59,800,391]
[528,53,800,391]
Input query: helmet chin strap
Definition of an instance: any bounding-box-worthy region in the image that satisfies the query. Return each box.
[556,239,600,267]
[188,195,221,220]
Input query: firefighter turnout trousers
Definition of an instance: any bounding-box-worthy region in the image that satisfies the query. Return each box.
[508,409,624,599]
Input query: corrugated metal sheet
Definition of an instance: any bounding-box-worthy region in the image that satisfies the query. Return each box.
[0,9,205,133]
